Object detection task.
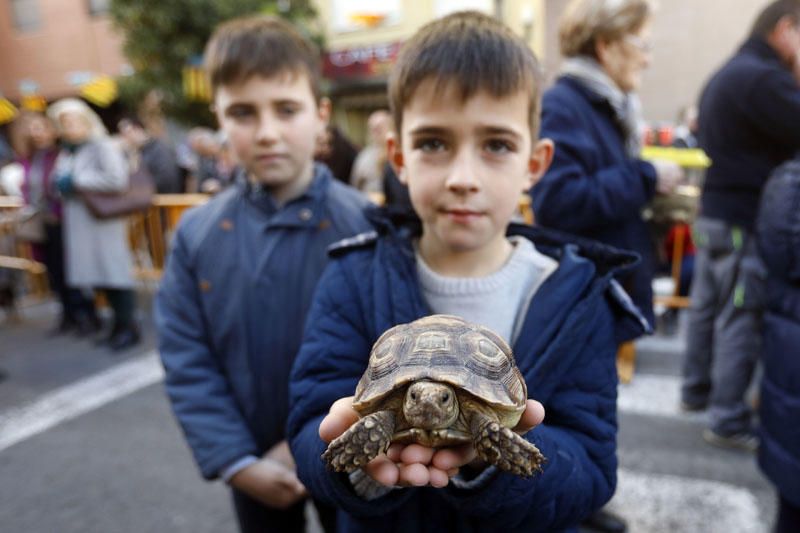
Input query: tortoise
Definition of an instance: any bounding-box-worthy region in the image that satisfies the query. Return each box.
[322,314,544,477]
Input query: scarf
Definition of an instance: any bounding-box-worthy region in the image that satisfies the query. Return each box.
[560,56,644,158]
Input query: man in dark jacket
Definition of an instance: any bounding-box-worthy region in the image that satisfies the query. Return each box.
[681,0,800,450]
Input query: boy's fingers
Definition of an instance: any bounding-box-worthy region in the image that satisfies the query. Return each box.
[276,466,308,495]
[428,467,450,488]
[431,444,477,470]
[399,444,435,465]
[386,443,404,462]
[318,396,358,443]
[398,463,430,487]
[514,400,545,434]
[365,455,399,487]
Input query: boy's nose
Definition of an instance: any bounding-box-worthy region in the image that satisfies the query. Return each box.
[255,117,279,144]
[445,151,480,193]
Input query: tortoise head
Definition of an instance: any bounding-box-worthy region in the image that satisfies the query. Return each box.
[403,381,459,430]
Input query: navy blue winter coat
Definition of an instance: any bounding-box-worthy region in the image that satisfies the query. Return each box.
[155,165,369,479]
[287,209,649,532]
[532,76,658,328]
[756,160,800,507]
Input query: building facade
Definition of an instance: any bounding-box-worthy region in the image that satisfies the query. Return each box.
[0,0,127,102]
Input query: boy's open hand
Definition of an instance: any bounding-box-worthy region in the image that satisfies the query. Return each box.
[319,396,545,488]
[230,457,307,509]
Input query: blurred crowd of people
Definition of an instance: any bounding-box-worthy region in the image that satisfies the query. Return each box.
[0,98,409,341]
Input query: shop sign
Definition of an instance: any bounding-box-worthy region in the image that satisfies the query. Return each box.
[323,42,402,80]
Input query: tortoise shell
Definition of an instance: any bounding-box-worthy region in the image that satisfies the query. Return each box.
[353,315,527,422]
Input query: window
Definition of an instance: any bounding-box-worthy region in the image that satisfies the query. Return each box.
[87,0,109,16]
[10,0,41,31]
[435,0,491,18]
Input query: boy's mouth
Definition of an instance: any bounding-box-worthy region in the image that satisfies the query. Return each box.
[441,208,483,222]
[256,153,287,163]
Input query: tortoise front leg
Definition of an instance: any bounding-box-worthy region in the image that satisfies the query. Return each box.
[470,411,544,477]
[322,410,396,473]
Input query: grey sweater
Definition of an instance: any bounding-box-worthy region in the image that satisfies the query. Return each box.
[416,237,558,344]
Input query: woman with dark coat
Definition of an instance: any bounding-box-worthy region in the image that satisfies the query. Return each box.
[756,159,800,533]
[532,0,682,330]
[532,2,683,531]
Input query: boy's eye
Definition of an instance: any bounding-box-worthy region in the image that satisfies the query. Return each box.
[227,106,255,119]
[485,139,514,154]
[277,104,300,117]
[415,138,447,153]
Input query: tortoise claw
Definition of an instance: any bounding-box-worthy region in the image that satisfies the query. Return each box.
[322,410,395,473]
[472,415,545,477]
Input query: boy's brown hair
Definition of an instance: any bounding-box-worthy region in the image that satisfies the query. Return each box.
[388,11,543,139]
[204,15,322,100]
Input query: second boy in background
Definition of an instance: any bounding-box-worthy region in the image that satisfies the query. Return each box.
[288,11,649,532]
[155,16,370,533]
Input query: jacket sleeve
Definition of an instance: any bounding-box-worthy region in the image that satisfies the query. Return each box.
[74,139,129,192]
[154,221,259,479]
[287,258,415,516]
[534,98,657,233]
[439,295,619,531]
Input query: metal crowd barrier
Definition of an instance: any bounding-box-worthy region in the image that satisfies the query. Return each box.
[129,194,210,282]
[0,196,49,300]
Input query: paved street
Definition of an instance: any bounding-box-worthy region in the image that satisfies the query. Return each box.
[0,296,776,532]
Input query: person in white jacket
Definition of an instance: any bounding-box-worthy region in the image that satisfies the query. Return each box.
[49,99,140,351]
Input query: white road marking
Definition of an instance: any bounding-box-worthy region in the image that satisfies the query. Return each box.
[609,468,765,533]
[618,373,706,421]
[0,351,164,453]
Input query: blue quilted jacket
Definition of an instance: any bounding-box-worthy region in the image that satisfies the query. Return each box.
[287,209,649,532]
[756,160,800,507]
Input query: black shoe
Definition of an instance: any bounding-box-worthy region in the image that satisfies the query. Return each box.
[702,428,759,453]
[582,509,627,533]
[94,324,121,347]
[74,315,102,337]
[679,399,708,412]
[109,326,141,352]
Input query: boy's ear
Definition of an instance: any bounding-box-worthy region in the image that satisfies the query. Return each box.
[386,131,406,184]
[525,138,554,190]
[210,99,222,128]
[317,97,332,125]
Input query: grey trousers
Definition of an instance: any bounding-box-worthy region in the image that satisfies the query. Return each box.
[681,217,764,434]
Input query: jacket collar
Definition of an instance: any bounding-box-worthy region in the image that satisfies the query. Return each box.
[363,207,647,390]
[739,36,784,66]
[558,75,609,106]
[241,163,333,228]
